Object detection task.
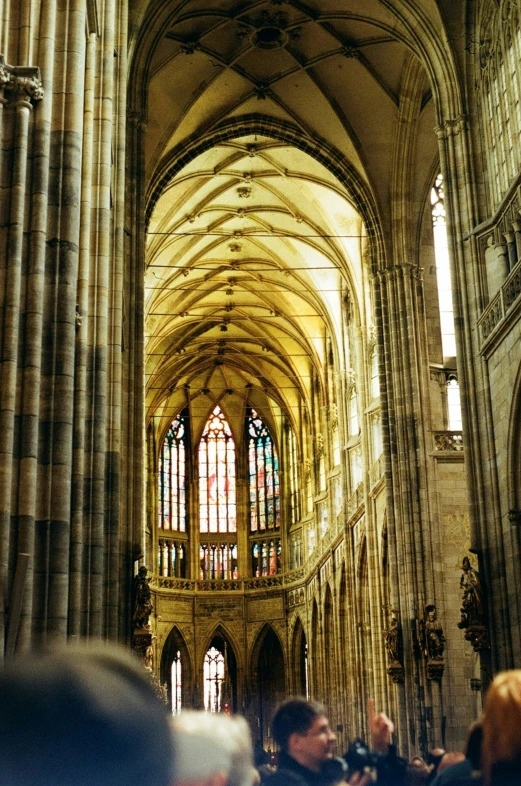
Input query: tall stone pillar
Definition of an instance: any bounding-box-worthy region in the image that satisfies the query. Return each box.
[436,115,511,668]
[0,60,43,654]
[375,261,442,754]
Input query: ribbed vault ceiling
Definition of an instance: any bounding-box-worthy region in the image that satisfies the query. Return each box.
[144,0,437,437]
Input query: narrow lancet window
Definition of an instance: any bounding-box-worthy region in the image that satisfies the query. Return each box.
[248,409,280,532]
[171,650,182,714]
[447,376,463,431]
[159,416,187,532]
[431,174,457,359]
[199,406,236,533]
[204,646,225,712]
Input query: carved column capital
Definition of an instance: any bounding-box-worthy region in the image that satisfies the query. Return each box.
[435,115,468,140]
[0,57,43,104]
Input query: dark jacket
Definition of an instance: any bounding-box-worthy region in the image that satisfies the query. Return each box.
[260,752,346,786]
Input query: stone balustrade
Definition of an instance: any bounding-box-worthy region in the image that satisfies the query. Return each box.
[433,431,464,451]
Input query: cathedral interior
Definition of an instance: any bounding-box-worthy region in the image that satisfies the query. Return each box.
[2,0,521,760]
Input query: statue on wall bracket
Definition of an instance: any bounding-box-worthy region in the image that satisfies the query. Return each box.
[457,556,490,651]
[132,565,153,662]
[420,604,445,681]
[383,607,404,683]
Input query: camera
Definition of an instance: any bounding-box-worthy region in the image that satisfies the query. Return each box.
[344,739,381,775]
[343,739,407,785]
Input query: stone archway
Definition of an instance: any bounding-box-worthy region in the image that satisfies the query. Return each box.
[160,625,192,712]
[251,624,285,750]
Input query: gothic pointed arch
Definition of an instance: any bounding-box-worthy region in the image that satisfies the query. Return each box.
[201,625,240,713]
[250,624,285,750]
[323,583,336,716]
[160,625,192,713]
[290,615,309,698]
[310,599,320,698]
[356,535,371,732]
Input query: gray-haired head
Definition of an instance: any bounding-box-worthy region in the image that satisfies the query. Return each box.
[172,711,254,786]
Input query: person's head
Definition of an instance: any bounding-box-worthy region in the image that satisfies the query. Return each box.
[0,644,174,786]
[406,757,430,786]
[172,711,254,786]
[436,752,465,774]
[426,748,445,771]
[272,698,335,772]
[464,720,482,770]
[482,670,521,783]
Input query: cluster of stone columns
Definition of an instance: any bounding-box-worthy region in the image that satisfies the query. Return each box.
[0,0,131,654]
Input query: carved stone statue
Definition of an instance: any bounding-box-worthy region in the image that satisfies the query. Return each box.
[424,604,445,661]
[419,604,445,681]
[384,611,400,664]
[132,565,153,630]
[457,556,490,651]
[383,608,404,683]
[458,556,484,629]
[144,644,153,672]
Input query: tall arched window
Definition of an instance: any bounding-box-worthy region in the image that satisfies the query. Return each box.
[248,409,281,576]
[431,174,456,359]
[199,406,236,533]
[171,650,182,714]
[477,3,521,208]
[447,376,462,431]
[204,646,225,713]
[158,413,188,578]
[159,415,187,532]
[247,409,280,532]
[288,424,300,525]
[203,637,236,713]
[371,351,380,399]
[348,388,359,437]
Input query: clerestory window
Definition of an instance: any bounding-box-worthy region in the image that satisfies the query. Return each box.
[199,406,236,534]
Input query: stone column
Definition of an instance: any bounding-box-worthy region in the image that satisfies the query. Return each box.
[17,0,57,649]
[41,0,86,641]
[69,28,97,640]
[121,106,147,638]
[376,261,438,755]
[104,0,129,639]
[0,62,43,654]
[437,115,513,666]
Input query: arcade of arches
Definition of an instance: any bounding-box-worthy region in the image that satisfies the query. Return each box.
[3,0,521,761]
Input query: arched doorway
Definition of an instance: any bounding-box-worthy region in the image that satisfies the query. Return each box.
[254,625,285,750]
[323,584,336,720]
[160,626,192,713]
[202,629,238,714]
[292,616,309,698]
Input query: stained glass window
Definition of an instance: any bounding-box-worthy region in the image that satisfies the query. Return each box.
[288,426,299,525]
[252,539,281,577]
[204,646,225,712]
[199,542,238,580]
[158,539,186,578]
[199,406,236,533]
[289,531,302,570]
[248,409,280,532]
[171,650,182,714]
[159,416,187,532]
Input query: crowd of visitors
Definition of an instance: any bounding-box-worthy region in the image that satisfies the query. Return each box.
[0,644,520,786]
